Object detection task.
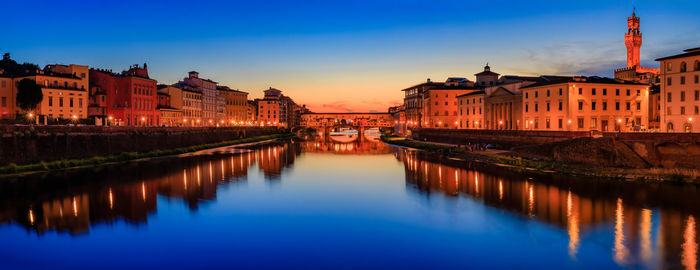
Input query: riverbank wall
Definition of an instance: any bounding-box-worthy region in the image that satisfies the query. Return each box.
[0,127,283,165]
[411,129,700,169]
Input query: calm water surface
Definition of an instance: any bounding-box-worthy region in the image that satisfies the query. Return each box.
[0,139,698,269]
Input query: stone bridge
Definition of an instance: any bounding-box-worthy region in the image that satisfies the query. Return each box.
[300,113,393,142]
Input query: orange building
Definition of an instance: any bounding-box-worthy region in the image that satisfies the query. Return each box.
[655,47,700,132]
[521,77,649,131]
[419,77,478,129]
[258,88,281,126]
[401,79,445,128]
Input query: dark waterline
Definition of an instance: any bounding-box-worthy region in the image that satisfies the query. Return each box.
[0,139,698,269]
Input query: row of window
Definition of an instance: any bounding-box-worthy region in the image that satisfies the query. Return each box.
[134,87,154,96]
[434,101,458,106]
[525,101,641,112]
[666,90,700,102]
[227,100,247,106]
[525,117,641,130]
[525,88,639,98]
[667,106,700,115]
[433,111,459,116]
[666,75,700,86]
[43,80,80,90]
[460,107,482,115]
[668,61,700,72]
[460,98,482,105]
[48,96,84,108]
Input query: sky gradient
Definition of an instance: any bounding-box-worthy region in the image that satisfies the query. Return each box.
[3,0,699,112]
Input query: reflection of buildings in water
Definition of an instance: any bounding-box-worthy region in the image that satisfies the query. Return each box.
[395,148,700,269]
[256,143,299,180]
[0,144,298,235]
[301,140,393,155]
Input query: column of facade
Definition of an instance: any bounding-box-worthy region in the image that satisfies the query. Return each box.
[508,102,512,129]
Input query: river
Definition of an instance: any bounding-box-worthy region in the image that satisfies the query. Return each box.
[0,138,697,269]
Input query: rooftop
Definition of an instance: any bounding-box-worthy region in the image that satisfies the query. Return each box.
[456,90,485,98]
[520,76,647,89]
[655,47,700,61]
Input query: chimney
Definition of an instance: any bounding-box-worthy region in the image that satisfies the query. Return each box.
[427,78,431,83]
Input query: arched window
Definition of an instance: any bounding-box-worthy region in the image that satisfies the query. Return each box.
[681,62,687,72]
[667,122,674,132]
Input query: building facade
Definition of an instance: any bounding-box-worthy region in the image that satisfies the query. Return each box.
[21,70,89,120]
[183,71,218,125]
[656,47,700,133]
[457,91,485,129]
[89,64,158,126]
[423,86,478,129]
[157,91,182,126]
[218,86,248,125]
[401,79,445,129]
[521,77,649,132]
[258,88,281,126]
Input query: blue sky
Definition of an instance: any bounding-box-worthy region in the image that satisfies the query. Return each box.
[2,0,699,112]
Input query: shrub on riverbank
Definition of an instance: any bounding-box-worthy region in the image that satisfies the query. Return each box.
[0,133,293,175]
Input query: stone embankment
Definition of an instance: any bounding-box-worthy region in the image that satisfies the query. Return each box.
[0,126,283,165]
[412,129,700,169]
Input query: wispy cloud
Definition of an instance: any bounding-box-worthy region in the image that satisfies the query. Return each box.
[309,99,402,113]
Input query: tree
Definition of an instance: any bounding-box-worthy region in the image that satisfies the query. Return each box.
[16,78,43,111]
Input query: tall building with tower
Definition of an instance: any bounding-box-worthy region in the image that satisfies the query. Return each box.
[614,10,659,83]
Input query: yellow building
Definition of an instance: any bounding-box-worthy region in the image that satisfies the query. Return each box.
[45,64,89,88]
[18,70,88,120]
[159,108,183,127]
[521,77,649,132]
[457,91,485,129]
[218,86,248,125]
[165,83,203,126]
[656,47,700,132]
